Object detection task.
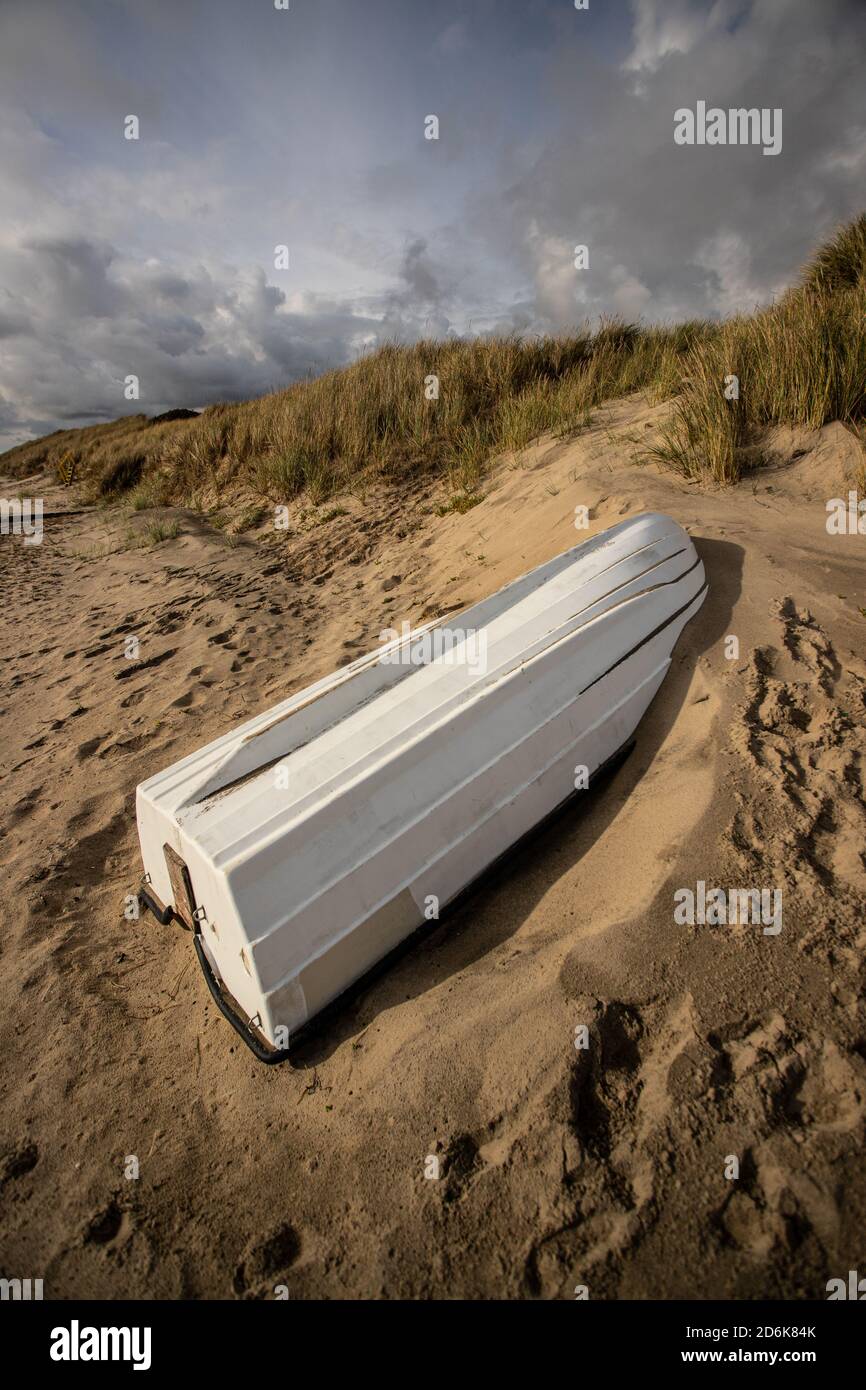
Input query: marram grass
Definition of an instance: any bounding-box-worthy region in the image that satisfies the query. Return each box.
[2,214,864,501]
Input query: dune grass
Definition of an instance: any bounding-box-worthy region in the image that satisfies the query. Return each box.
[649,215,866,481]
[1,412,201,502]
[1,214,863,500]
[0,326,707,503]
[160,324,707,501]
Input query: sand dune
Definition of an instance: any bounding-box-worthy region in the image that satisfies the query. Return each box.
[1,394,864,1299]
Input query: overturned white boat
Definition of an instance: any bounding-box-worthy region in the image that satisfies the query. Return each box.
[136,512,707,1060]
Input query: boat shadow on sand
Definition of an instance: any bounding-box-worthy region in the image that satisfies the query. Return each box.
[288,536,744,1069]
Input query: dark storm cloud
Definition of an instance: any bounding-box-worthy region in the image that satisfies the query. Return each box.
[475,0,866,326]
[0,0,863,449]
[22,237,126,319]
[0,235,386,437]
[379,238,457,337]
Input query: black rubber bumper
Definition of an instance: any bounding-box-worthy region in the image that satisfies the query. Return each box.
[138,877,289,1065]
[138,882,174,926]
[192,934,290,1065]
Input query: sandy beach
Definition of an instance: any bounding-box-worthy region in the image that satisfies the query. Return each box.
[1,393,864,1299]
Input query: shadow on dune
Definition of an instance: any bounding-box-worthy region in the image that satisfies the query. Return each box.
[285,536,744,1069]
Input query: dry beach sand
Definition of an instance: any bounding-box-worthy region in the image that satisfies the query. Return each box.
[1,393,865,1299]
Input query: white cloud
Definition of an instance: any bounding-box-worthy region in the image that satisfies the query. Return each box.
[609,265,653,319]
[524,222,587,328]
[623,0,731,73]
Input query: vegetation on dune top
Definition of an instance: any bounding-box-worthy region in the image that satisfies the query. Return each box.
[2,214,864,502]
[799,211,866,296]
[650,213,866,482]
[0,325,708,502]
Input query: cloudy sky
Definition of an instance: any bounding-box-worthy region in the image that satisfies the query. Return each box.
[0,0,863,450]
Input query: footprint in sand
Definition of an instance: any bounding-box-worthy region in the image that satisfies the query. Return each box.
[232,1222,301,1296]
[83,1200,128,1247]
[76,736,104,761]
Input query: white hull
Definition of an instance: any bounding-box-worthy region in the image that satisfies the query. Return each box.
[136,512,707,1055]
